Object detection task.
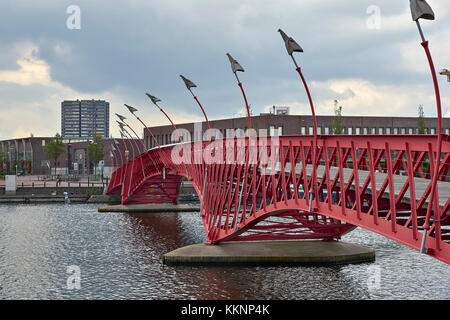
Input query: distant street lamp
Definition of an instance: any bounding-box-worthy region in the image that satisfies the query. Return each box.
[145,93,183,144]
[116,119,137,161]
[226,53,252,135]
[124,104,160,148]
[112,140,123,169]
[119,131,131,163]
[115,113,146,152]
[180,75,211,132]
[409,0,442,251]
[145,92,190,179]
[120,106,160,173]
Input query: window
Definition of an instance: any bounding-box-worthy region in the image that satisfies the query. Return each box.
[401,128,406,134]
[386,128,391,134]
[355,128,360,135]
[308,127,314,135]
[378,128,383,135]
[278,126,283,136]
[317,127,322,134]
[269,126,275,136]
[324,127,330,135]
[445,128,450,134]
[348,127,353,135]
[301,127,306,135]
[371,128,376,134]
[393,128,398,134]
[42,140,46,146]
[430,128,436,134]
[363,128,368,135]
[408,128,413,135]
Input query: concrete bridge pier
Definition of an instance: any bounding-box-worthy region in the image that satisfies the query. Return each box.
[162,240,375,266]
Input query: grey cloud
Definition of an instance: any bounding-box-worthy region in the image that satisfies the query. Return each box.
[0,0,448,130]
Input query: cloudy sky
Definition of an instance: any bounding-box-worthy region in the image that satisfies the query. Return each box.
[0,0,449,139]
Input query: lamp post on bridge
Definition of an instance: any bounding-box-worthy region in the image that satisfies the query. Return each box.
[119,109,161,174]
[145,93,191,179]
[409,0,443,251]
[226,53,252,136]
[278,28,319,208]
[124,104,160,149]
[115,113,148,153]
[145,93,183,144]
[180,75,211,133]
[119,131,130,162]
[112,139,123,168]
[116,121,136,161]
[111,143,122,171]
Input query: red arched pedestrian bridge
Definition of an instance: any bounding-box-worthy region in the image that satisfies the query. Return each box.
[106,134,450,265]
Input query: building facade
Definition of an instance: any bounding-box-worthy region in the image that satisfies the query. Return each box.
[143,113,450,149]
[0,137,141,177]
[61,99,110,140]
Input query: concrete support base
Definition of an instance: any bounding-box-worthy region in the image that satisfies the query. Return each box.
[163,240,375,266]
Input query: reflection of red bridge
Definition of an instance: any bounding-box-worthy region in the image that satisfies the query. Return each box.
[106,134,450,264]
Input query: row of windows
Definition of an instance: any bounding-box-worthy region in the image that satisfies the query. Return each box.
[300,126,450,135]
[144,126,450,148]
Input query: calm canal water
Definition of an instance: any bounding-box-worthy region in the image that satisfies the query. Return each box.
[0,203,448,300]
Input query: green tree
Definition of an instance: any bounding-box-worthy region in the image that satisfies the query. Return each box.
[417,105,426,134]
[44,133,66,175]
[87,134,104,176]
[0,144,7,174]
[332,100,344,134]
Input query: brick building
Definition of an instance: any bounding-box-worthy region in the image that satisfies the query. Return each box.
[143,113,450,149]
[0,137,143,177]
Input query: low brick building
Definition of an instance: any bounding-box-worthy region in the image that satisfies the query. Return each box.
[0,137,143,177]
[143,113,450,149]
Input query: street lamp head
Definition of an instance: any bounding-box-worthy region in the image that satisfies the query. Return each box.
[145,93,161,106]
[226,53,244,73]
[116,120,125,131]
[115,113,127,122]
[124,104,138,114]
[410,0,435,21]
[180,75,197,90]
[278,29,303,55]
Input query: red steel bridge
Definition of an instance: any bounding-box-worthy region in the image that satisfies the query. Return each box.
[106,134,450,265]
[106,3,449,265]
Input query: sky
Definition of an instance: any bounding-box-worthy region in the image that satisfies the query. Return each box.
[0,0,449,139]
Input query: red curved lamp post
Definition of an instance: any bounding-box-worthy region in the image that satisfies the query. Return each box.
[409,0,443,252]
[180,75,211,141]
[226,53,252,135]
[278,29,319,207]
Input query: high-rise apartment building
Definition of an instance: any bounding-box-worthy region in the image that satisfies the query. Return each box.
[61,99,110,140]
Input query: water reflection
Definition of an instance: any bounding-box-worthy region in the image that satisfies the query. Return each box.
[0,204,448,300]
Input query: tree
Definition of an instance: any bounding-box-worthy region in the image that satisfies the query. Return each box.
[0,144,7,173]
[332,100,344,134]
[417,105,426,134]
[44,133,66,175]
[87,134,104,176]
